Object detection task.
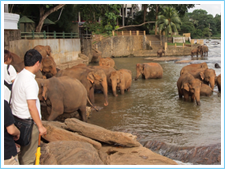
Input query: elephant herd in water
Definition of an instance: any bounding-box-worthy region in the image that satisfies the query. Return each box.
[10,45,221,122]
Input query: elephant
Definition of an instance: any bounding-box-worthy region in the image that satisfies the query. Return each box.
[99,57,115,68]
[157,49,165,57]
[177,73,202,105]
[41,55,58,78]
[109,69,132,96]
[200,82,213,96]
[180,62,208,76]
[215,63,221,68]
[36,76,88,122]
[191,48,200,58]
[56,66,109,106]
[216,74,221,92]
[197,45,208,57]
[33,45,52,58]
[182,68,216,90]
[91,48,102,63]
[135,63,163,80]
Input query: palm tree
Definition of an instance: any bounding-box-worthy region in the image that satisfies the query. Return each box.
[156,6,181,43]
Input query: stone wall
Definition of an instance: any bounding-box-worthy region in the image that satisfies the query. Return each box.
[8,39,81,65]
[4,30,21,50]
[95,35,144,57]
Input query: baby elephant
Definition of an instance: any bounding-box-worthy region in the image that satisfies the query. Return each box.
[109,69,132,96]
[157,49,165,57]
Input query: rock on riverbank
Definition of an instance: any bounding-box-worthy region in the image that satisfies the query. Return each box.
[40,119,177,165]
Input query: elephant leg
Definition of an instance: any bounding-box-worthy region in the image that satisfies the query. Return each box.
[78,106,87,122]
[183,91,189,101]
[88,87,95,104]
[178,89,182,99]
[120,86,125,95]
[47,101,64,121]
[191,94,195,102]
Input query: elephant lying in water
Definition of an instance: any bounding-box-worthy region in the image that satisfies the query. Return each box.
[180,62,208,76]
[135,63,163,80]
[36,76,88,122]
[177,73,202,105]
[109,69,132,96]
[99,57,115,68]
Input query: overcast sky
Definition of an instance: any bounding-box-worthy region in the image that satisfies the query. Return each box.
[188,4,222,17]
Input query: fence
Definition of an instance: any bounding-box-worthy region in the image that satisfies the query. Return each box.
[112,30,146,36]
[21,31,79,39]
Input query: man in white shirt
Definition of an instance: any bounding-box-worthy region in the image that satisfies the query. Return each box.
[11,49,47,165]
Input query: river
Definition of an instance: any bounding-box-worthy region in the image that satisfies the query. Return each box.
[88,39,222,163]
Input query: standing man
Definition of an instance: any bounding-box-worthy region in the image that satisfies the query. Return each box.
[4,50,20,165]
[11,49,47,165]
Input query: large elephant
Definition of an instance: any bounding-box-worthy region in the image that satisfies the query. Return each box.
[36,76,88,121]
[157,49,165,57]
[99,57,115,68]
[42,55,58,78]
[216,74,221,92]
[135,63,163,80]
[177,73,202,105]
[191,48,199,58]
[180,62,208,76]
[109,69,132,96]
[33,45,52,58]
[56,66,108,106]
[198,45,208,57]
[182,68,216,90]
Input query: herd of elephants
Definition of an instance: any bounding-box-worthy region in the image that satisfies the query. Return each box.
[9,44,221,123]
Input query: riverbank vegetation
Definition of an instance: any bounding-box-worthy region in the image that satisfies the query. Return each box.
[11,4,221,39]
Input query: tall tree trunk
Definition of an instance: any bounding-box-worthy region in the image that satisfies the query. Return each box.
[143,4,147,23]
[35,4,65,32]
[155,4,159,35]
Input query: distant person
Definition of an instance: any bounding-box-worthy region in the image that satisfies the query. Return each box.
[4,50,20,165]
[11,49,47,165]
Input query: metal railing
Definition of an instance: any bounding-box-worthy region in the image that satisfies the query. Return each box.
[21,31,79,39]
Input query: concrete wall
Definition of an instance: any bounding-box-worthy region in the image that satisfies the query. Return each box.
[4,30,21,50]
[95,35,144,57]
[8,39,81,65]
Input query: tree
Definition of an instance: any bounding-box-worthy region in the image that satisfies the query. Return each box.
[35,4,65,32]
[156,6,181,41]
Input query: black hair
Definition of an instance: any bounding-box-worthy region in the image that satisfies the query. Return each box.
[24,49,42,66]
[4,50,12,62]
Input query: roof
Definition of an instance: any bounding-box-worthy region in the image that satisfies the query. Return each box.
[19,16,34,23]
[44,18,55,25]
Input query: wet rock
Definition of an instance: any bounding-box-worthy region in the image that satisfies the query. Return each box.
[65,118,141,147]
[40,141,104,165]
[215,63,221,68]
[144,140,221,165]
[100,145,177,165]
[42,121,102,150]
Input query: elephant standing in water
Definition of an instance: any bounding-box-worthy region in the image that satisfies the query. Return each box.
[36,76,88,122]
[180,62,208,76]
[177,73,202,106]
[135,63,163,80]
[157,49,165,57]
[109,69,132,96]
[198,45,209,57]
[56,66,109,106]
[216,74,221,92]
[182,68,216,90]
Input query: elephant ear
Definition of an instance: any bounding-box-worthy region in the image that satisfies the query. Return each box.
[46,45,51,55]
[87,72,95,84]
[200,71,205,80]
[181,83,189,91]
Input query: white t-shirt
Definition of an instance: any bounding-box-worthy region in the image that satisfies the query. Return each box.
[4,64,17,103]
[11,68,41,119]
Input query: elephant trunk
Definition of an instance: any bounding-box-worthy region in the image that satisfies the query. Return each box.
[209,77,215,90]
[135,72,141,81]
[101,77,108,106]
[194,89,201,106]
[112,80,118,97]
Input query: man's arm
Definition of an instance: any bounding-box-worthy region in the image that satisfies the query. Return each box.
[27,100,47,135]
[6,124,20,141]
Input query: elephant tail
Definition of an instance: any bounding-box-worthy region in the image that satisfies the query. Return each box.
[87,97,99,111]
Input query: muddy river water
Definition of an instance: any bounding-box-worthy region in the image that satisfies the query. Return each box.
[89,40,222,150]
